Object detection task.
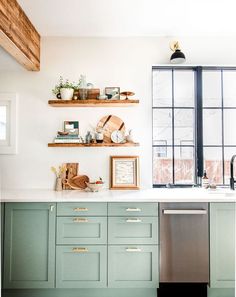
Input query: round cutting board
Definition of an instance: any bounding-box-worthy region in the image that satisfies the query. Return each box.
[97,115,125,143]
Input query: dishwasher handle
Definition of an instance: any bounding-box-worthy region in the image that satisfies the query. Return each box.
[163,209,207,215]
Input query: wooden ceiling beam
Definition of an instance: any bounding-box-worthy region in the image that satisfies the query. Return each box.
[0,0,40,71]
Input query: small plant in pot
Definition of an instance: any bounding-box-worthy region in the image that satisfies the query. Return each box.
[52,76,76,100]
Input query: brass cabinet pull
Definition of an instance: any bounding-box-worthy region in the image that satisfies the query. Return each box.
[73,207,88,212]
[73,218,88,223]
[72,247,88,253]
[126,208,141,212]
[126,218,142,223]
[126,247,142,252]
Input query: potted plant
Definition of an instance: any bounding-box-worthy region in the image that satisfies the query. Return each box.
[52,76,76,100]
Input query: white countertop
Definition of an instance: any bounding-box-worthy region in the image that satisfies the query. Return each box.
[1,188,236,203]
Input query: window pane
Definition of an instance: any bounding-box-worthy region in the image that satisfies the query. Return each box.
[153,147,173,184]
[224,109,236,145]
[153,109,172,145]
[204,147,223,184]
[224,147,236,185]
[203,109,222,145]
[223,70,236,107]
[174,70,194,107]
[174,109,194,145]
[153,70,172,107]
[174,147,195,184]
[0,105,7,140]
[202,71,221,107]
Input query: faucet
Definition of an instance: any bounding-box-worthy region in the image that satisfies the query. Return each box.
[230,155,236,190]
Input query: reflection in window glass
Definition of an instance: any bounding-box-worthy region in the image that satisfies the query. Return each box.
[203,109,222,145]
[0,106,7,140]
[204,147,223,184]
[223,71,236,107]
[153,109,172,145]
[224,109,236,145]
[202,71,221,107]
[153,70,172,107]
[174,70,194,107]
[153,147,172,184]
[174,109,194,145]
[174,147,194,184]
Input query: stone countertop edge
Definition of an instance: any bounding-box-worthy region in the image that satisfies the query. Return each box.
[1,188,236,203]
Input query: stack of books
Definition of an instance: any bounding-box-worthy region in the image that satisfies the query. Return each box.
[54,134,82,143]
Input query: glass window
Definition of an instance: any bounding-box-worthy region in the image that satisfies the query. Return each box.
[153,67,236,187]
[0,105,7,141]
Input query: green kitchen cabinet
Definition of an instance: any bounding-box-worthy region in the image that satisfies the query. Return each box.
[57,216,107,244]
[108,245,159,288]
[3,203,56,289]
[108,216,158,244]
[210,203,235,288]
[56,245,107,288]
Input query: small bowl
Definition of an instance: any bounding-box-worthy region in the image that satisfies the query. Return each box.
[58,131,69,136]
[85,182,104,192]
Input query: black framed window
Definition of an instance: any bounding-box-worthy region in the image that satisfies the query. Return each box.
[152,66,236,187]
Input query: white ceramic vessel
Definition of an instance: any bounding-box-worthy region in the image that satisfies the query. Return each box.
[60,88,74,100]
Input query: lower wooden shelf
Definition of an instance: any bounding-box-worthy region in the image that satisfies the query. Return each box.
[48,142,139,147]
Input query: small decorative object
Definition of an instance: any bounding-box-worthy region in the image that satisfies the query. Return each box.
[64,121,79,135]
[126,129,134,143]
[111,130,125,143]
[51,165,67,191]
[86,177,104,192]
[78,74,88,100]
[97,115,125,143]
[170,41,186,64]
[95,128,104,143]
[105,87,120,100]
[85,131,92,143]
[120,91,135,100]
[110,156,140,190]
[73,95,78,100]
[58,131,69,136]
[52,76,77,100]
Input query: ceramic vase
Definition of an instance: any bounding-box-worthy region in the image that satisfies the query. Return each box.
[60,88,74,100]
[55,177,63,191]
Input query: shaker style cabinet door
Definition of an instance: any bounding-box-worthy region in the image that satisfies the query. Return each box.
[3,203,56,289]
[56,245,107,288]
[108,245,159,288]
[210,203,235,288]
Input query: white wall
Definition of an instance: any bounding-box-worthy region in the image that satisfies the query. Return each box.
[1,36,236,190]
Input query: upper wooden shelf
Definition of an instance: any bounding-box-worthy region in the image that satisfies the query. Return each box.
[48,142,140,147]
[48,99,139,107]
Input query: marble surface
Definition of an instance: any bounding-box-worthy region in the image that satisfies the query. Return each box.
[1,188,236,203]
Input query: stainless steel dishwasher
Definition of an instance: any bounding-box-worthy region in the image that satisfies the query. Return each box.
[159,202,209,283]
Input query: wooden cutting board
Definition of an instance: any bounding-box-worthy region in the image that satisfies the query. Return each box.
[97,115,125,143]
[62,163,79,190]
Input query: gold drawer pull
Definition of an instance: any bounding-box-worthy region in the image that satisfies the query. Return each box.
[73,218,88,223]
[126,208,141,212]
[73,207,88,212]
[72,247,88,253]
[126,247,142,252]
[126,218,142,223]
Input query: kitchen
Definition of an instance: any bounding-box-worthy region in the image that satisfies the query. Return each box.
[0,1,235,297]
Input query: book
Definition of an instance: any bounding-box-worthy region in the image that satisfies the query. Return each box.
[54,138,82,143]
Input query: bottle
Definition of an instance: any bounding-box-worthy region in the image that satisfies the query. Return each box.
[85,131,92,144]
[202,170,209,189]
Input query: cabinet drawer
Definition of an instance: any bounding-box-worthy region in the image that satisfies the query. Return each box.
[56,245,107,288]
[108,217,158,244]
[108,203,158,217]
[108,245,159,288]
[57,217,107,244]
[57,203,107,216]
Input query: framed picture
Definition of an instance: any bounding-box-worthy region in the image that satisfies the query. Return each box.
[64,121,79,135]
[105,87,120,100]
[110,156,140,190]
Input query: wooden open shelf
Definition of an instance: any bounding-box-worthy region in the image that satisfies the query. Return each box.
[48,99,139,107]
[48,142,140,147]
